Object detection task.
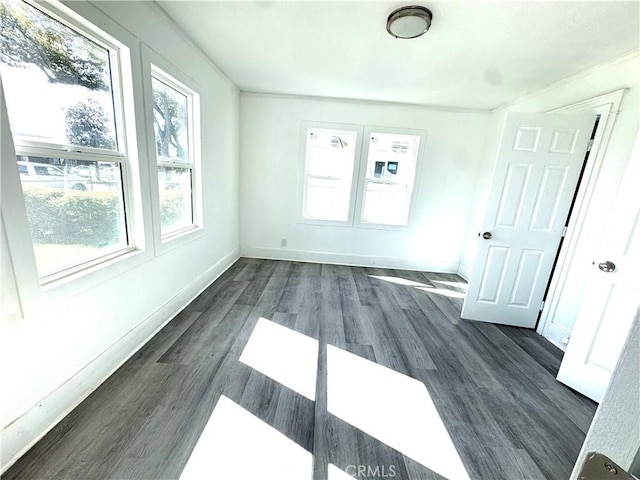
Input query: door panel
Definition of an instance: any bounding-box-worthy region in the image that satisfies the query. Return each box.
[495,164,530,227]
[477,246,509,303]
[529,166,569,231]
[462,112,596,327]
[509,249,544,307]
[557,133,640,401]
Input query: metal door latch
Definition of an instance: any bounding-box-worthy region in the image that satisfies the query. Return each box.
[577,452,637,480]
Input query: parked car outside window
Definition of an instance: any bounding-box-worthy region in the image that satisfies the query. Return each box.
[17,161,89,191]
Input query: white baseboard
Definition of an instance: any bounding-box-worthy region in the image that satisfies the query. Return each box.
[457,264,471,281]
[240,246,459,273]
[0,247,240,474]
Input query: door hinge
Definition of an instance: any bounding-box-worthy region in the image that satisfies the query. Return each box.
[539,301,545,312]
[587,138,594,152]
[562,226,568,237]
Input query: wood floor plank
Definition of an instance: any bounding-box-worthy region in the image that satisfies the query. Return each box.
[540,387,597,434]
[4,259,597,480]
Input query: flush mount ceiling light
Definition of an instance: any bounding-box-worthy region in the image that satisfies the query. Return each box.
[386,5,433,39]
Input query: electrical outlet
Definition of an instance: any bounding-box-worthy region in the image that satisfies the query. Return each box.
[280,238,287,247]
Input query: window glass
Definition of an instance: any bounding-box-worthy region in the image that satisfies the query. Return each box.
[152,76,189,162]
[0,0,117,149]
[302,128,357,222]
[361,133,420,226]
[158,166,193,233]
[17,156,127,278]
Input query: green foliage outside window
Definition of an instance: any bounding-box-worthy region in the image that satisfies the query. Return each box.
[22,186,185,247]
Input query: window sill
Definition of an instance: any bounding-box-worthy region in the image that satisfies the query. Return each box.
[18,246,152,318]
[161,224,200,243]
[154,224,204,257]
[354,221,412,231]
[40,245,139,288]
[297,217,353,228]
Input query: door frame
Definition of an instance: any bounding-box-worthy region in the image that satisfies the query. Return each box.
[537,89,626,348]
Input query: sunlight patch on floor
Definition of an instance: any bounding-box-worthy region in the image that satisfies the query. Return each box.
[239,317,319,400]
[371,274,467,299]
[327,345,470,480]
[369,275,430,288]
[416,286,466,299]
[328,463,356,480]
[180,395,313,480]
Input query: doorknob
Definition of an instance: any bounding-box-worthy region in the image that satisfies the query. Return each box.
[598,261,616,272]
[482,232,492,240]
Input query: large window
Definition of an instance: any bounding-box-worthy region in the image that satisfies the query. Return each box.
[301,126,359,222]
[300,123,423,227]
[0,0,130,281]
[150,67,197,238]
[359,132,421,226]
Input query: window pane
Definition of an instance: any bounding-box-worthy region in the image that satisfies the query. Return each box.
[361,182,411,226]
[0,0,117,149]
[152,77,189,161]
[361,132,420,226]
[304,177,352,222]
[17,156,127,278]
[302,128,357,221]
[158,166,193,235]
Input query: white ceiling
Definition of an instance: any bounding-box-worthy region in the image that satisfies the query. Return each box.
[157,1,640,110]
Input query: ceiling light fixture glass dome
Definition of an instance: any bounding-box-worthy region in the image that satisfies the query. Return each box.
[386,5,433,39]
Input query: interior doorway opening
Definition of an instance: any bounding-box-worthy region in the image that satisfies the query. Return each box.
[536,115,601,332]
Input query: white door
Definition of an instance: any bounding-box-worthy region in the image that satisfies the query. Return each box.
[556,132,640,402]
[462,112,596,327]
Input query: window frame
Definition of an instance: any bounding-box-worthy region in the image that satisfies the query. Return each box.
[297,122,426,230]
[2,0,137,285]
[353,126,427,230]
[141,45,203,253]
[0,0,150,317]
[297,121,364,227]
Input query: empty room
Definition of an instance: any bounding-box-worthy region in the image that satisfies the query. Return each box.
[1,1,639,479]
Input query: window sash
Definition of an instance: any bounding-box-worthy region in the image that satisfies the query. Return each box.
[4,0,125,155]
[16,154,133,283]
[151,67,195,166]
[356,130,421,227]
[301,125,360,223]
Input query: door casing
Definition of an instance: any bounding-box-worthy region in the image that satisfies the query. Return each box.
[537,89,627,349]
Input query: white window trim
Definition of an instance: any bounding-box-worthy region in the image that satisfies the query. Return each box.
[297,121,364,227]
[353,126,427,230]
[0,0,151,317]
[7,0,137,281]
[140,44,203,255]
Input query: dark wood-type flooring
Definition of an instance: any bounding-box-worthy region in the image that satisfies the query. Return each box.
[4,259,597,480]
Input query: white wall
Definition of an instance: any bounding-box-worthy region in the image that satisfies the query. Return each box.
[240,94,490,271]
[459,53,639,336]
[0,1,240,472]
[570,312,639,478]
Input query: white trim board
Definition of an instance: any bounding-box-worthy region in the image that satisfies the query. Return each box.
[240,246,459,273]
[536,89,626,348]
[0,247,240,474]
